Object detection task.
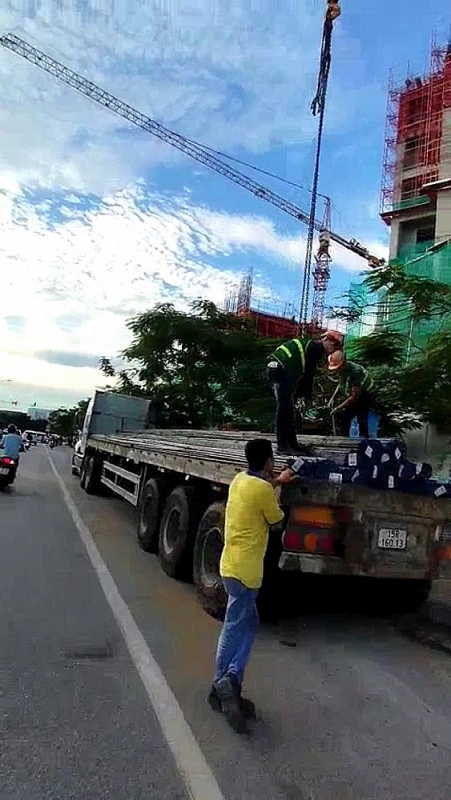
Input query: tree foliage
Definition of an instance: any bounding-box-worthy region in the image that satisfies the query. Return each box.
[342,261,451,434]
[48,399,89,437]
[98,260,451,436]
[100,301,277,429]
[0,410,47,432]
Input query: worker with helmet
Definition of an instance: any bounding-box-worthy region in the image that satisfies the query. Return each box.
[328,351,375,437]
[267,330,344,455]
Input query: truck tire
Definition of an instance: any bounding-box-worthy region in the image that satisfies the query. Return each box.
[80,455,102,495]
[193,502,227,620]
[137,479,161,553]
[158,486,202,580]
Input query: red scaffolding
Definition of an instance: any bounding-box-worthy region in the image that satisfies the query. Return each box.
[380,35,451,220]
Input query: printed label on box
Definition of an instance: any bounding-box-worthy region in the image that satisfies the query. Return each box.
[329,472,343,484]
[388,475,395,489]
[348,452,357,467]
[435,485,447,497]
[365,446,373,458]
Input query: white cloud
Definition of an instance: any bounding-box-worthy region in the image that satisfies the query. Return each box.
[0,184,292,388]
[0,2,388,405]
[0,1,376,195]
[0,182,388,378]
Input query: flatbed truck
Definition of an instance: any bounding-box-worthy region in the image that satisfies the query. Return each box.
[72,390,451,618]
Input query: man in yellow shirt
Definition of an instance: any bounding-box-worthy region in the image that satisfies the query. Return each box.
[208,438,295,733]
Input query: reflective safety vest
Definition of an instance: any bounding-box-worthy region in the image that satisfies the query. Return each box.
[340,361,374,394]
[271,338,306,375]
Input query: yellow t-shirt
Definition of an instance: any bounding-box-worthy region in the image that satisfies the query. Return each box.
[220,472,285,590]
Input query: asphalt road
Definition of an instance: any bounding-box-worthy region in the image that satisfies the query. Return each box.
[3,446,451,800]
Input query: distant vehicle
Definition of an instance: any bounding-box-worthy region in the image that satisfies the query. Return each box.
[71,438,83,475]
[23,430,37,446]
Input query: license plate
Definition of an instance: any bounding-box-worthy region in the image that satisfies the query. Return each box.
[0,468,9,475]
[378,528,407,550]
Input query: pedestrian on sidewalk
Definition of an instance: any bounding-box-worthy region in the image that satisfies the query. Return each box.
[208,438,295,733]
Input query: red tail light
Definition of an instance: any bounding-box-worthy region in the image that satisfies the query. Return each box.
[284,528,338,555]
[0,457,15,466]
[283,505,348,556]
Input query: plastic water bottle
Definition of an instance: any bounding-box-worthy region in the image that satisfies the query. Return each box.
[350,417,359,438]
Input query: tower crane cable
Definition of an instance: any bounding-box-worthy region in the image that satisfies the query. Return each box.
[300,3,336,327]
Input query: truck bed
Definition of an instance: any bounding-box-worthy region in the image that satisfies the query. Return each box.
[88,429,362,484]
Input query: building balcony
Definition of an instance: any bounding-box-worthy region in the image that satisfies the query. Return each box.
[391,195,431,211]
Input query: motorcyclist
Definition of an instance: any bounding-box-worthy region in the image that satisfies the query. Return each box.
[0,424,24,477]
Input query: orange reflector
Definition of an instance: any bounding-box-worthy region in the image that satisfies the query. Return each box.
[303,533,318,553]
[291,505,335,527]
[439,544,451,561]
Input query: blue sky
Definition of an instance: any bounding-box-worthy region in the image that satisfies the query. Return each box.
[0,0,449,410]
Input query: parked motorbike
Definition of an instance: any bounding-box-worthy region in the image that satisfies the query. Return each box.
[0,456,18,489]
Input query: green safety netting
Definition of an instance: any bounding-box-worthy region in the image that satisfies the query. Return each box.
[346,240,451,361]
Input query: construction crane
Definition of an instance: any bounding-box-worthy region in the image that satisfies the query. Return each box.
[0,32,384,329]
[312,198,332,327]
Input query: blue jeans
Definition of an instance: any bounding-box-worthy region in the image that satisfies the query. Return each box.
[214,578,259,687]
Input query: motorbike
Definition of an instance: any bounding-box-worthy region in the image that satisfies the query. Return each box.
[0,456,18,489]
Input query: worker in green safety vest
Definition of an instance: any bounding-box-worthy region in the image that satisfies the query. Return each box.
[328,351,375,437]
[266,330,343,455]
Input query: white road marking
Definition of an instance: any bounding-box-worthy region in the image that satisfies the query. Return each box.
[47,452,226,800]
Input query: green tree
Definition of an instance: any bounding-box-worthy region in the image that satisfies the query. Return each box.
[334,260,451,434]
[100,301,277,429]
[48,399,89,437]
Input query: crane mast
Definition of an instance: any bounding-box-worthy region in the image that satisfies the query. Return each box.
[312,198,332,328]
[0,32,384,326]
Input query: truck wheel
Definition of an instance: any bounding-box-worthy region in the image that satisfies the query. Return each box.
[193,502,227,620]
[158,486,202,580]
[137,479,161,553]
[80,456,101,495]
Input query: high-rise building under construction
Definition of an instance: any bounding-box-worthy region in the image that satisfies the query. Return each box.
[378,37,451,351]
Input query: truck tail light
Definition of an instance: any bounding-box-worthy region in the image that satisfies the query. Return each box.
[283,505,346,556]
[284,529,338,555]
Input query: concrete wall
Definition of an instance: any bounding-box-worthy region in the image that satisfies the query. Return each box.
[436,109,451,243]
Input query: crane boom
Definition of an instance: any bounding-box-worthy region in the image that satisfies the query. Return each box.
[0,33,383,270]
